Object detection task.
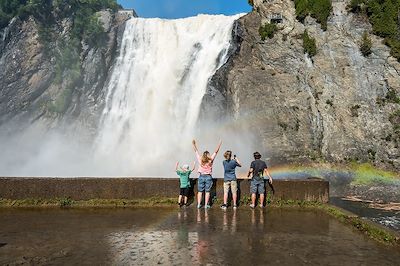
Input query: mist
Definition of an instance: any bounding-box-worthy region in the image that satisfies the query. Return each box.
[0,14,257,178]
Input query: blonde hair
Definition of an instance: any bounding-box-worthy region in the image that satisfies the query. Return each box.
[201,151,211,165]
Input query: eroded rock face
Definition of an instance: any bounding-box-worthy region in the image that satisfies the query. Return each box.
[206,0,400,170]
[0,10,133,132]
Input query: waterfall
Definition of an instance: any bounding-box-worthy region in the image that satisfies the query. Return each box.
[94,14,242,176]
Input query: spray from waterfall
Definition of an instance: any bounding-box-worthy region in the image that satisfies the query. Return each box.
[93,14,247,176]
[0,14,256,177]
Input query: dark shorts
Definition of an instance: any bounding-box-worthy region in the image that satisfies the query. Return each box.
[198,174,213,192]
[180,187,189,197]
[250,179,265,194]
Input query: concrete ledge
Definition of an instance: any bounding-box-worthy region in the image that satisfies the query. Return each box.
[0,177,329,203]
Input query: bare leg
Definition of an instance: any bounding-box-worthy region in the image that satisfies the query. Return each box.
[232,193,237,206]
[184,196,188,205]
[259,194,265,207]
[197,192,203,206]
[178,195,182,204]
[205,192,210,206]
[251,193,256,205]
[223,191,228,205]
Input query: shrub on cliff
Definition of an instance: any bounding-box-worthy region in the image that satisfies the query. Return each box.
[294,0,332,31]
[302,29,317,57]
[348,0,400,62]
[259,23,278,40]
[360,31,372,56]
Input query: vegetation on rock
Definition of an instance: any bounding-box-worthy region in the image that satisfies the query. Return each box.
[0,0,120,29]
[0,0,122,115]
[360,31,372,56]
[389,110,400,143]
[348,0,400,62]
[302,29,317,57]
[294,0,332,30]
[259,22,278,40]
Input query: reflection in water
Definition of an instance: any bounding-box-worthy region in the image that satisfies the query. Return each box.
[105,208,400,265]
[2,208,398,265]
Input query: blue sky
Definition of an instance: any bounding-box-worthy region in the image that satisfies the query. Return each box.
[117,0,251,18]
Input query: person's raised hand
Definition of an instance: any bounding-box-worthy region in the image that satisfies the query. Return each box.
[192,139,196,145]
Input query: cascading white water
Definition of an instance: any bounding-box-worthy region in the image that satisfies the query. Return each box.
[94,14,242,176]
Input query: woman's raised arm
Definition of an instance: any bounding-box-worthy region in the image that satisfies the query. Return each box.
[192,139,198,152]
[214,140,222,154]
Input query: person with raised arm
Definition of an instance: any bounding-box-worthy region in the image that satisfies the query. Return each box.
[192,139,222,209]
[176,161,195,207]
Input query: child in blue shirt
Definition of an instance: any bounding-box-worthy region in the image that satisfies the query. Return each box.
[176,161,195,207]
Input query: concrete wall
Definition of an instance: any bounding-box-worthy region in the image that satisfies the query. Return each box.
[0,177,329,203]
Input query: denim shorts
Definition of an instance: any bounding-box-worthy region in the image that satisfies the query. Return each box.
[250,179,265,194]
[198,174,213,192]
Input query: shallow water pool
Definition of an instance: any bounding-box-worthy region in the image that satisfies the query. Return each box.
[0,207,399,265]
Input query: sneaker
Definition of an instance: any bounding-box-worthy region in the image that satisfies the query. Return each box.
[259,204,264,208]
[233,205,237,209]
[205,205,211,209]
[220,204,227,210]
[197,204,202,209]
[249,204,255,209]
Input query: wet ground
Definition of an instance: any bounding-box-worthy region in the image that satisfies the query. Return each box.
[330,197,400,232]
[1,207,400,265]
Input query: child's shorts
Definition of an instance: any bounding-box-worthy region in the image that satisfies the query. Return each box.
[180,187,189,197]
[198,174,213,192]
[250,179,265,194]
[223,180,238,194]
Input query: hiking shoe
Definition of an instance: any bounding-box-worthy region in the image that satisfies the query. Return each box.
[197,204,202,209]
[220,204,227,210]
[249,204,255,209]
[205,205,211,209]
[233,205,237,209]
[259,204,264,209]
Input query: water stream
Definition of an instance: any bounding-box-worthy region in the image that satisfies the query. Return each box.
[94,14,242,176]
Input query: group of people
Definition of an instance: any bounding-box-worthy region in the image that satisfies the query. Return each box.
[175,140,273,209]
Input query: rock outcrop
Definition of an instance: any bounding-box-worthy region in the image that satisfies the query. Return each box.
[206,0,400,170]
[0,9,134,131]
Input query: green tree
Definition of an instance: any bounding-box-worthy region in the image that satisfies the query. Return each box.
[302,29,317,57]
[294,0,332,30]
[295,0,309,22]
[360,31,372,56]
[259,23,278,40]
[371,0,397,37]
[310,0,332,31]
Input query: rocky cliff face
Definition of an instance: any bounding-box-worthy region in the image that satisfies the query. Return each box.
[207,0,400,170]
[0,1,399,172]
[0,9,133,132]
